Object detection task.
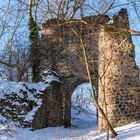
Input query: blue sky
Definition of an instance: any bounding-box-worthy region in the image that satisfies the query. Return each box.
[129,10,140,67]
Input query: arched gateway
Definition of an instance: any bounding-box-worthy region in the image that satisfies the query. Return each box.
[39,9,140,131]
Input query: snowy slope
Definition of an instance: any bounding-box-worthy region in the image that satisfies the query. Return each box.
[0,121,140,140]
[64,121,140,140]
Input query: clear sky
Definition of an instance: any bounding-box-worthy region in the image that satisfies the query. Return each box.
[129,10,140,67]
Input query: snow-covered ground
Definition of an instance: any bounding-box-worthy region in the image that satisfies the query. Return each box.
[0,121,140,140]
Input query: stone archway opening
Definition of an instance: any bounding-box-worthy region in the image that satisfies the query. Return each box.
[71,83,97,128]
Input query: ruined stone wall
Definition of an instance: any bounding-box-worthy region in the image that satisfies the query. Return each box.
[98,10,140,131]
[41,9,140,130]
[41,17,103,127]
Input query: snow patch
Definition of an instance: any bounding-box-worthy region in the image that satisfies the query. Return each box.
[0,121,140,140]
[41,69,61,84]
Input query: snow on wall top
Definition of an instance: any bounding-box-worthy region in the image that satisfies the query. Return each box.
[0,81,48,99]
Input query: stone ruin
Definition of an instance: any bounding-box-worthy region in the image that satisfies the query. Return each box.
[40,9,140,131]
[0,9,140,131]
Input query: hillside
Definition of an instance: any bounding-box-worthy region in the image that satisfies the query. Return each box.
[0,121,140,140]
